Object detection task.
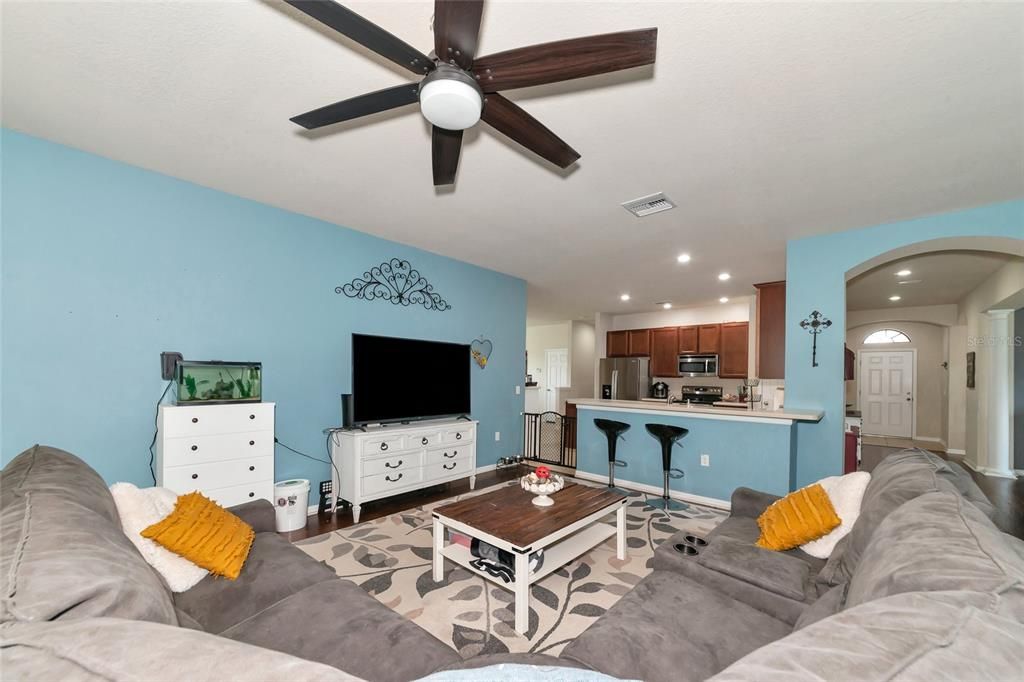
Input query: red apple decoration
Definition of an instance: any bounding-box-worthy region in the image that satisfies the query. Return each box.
[535,465,551,480]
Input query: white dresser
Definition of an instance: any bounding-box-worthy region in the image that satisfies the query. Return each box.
[156,402,275,507]
[331,419,477,523]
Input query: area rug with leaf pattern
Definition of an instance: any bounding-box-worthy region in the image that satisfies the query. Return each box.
[294,479,726,658]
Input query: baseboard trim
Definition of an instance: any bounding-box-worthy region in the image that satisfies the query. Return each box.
[946,448,967,456]
[573,470,731,511]
[959,458,1016,479]
[475,463,497,474]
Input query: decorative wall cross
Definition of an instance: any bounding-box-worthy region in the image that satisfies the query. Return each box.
[336,258,451,312]
[799,310,832,367]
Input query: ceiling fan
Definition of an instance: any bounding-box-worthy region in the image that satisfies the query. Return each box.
[283,0,657,186]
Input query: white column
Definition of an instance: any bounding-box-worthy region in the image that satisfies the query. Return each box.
[984,310,1013,477]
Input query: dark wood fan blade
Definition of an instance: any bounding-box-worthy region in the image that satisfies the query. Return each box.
[432,126,464,185]
[472,28,657,92]
[284,0,434,75]
[434,0,484,70]
[290,83,420,129]
[481,93,579,168]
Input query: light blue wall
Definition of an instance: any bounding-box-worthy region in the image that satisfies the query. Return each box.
[785,201,1024,487]
[576,407,796,501]
[1,130,526,486]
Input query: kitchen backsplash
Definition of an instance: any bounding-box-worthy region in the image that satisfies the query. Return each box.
[651,376,786,410]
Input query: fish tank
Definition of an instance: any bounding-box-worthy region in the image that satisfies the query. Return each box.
[176,361,262,405]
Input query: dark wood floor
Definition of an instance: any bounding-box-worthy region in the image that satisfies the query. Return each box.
[861,444,1024,539]
[281,465,525,542]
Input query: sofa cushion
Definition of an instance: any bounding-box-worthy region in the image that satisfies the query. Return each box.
[221,578,459,682]
[0,617,363,681]
[709,590,1024,681]
[710,516,827,571]
[818,448,958,586]
[560,571,791,682]
[1,489,177,626]
[173,532,336,633]
[437,653,587,672]
[792,582,847,630]
[698,535,811,601]
[846,490,1024,612]
[1,445,120,522]
[944,459,996,519]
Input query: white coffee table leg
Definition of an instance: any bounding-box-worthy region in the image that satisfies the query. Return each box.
[616,504,626,560]
[514,551,529,634]
[432,517,445,581]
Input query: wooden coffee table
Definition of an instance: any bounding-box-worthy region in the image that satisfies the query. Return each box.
[432,482,626,633]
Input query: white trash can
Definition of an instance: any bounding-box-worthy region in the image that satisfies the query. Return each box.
[273,479,310,532]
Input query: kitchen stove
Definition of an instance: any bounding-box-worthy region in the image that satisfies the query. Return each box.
[680,385,723,405]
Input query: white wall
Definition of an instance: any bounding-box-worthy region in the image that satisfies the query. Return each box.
[525,320,596,412]
[846,321,948,442]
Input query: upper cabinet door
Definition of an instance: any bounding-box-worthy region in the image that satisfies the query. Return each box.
[650,327,679,377]
[755,281,786,379]
[719,322,749,378]
[607,331,629,358]
[627,329,651,357]
[698,324,721,354]
[678,326,699,354]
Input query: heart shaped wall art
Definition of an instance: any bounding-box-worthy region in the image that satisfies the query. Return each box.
[471,338,493,369]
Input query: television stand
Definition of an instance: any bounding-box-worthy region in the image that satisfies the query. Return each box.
[456,414,472,422]
[329,418,479,523]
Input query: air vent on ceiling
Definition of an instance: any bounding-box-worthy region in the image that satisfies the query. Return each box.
[621,192,675,217]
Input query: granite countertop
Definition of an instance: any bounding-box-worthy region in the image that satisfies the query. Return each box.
[567,398,823,422]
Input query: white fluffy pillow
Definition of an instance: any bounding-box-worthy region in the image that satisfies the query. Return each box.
[800,471,871,559]
[109,482,208,592]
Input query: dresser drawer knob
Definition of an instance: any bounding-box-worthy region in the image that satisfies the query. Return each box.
[443,451,456,459]
[380,442,389,451]
[249,492,255,498]
[249,465,255,472]
[249,414,255,420]
[249,440,255,446]
[385,473,403,483]
[191,473,198,480]
[191,417,199,424]
[443,462,457,470]
[191,445,198,451]
[456,433,462,440]
[384,460,403,469]
[421,437,428,445]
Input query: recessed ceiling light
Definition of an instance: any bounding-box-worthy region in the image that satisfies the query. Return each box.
[718,272,731,281]
[676,253,691,264]
[661,302,672,310]
[620,294,631,301]
[895,269,912,277]
[889,295,902,302]
[719,297,729,303]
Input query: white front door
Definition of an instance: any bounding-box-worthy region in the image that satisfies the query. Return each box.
[860,350,914,437]
[544,348,569,413]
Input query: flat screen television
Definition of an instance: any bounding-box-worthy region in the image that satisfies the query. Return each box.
[352,334,471,425]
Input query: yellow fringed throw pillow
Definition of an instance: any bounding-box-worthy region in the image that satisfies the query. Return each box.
[756,483,841,551]
[141,492,254,580]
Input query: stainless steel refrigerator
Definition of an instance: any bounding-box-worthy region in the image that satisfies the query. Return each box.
[599,357,651,401]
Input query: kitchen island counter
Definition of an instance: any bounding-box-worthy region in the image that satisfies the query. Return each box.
[568,399,822,424]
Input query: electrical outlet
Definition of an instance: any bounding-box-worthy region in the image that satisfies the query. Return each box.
[515,385,521,395]
[495,431,501,441]
[700,454,710,467]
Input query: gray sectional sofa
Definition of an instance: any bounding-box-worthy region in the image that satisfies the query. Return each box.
[3,445,1023,681]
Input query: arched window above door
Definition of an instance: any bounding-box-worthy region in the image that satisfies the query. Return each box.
[864,328,911,344]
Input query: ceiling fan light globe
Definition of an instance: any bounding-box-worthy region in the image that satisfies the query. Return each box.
[419,79,482,130]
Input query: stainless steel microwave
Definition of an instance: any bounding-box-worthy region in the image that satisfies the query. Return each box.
[678,354,719,377]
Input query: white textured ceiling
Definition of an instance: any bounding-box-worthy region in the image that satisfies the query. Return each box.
[3,1,1023,323]
[846,250,1021,311]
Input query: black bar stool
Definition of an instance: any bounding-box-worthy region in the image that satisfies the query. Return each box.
[644,423,688,510]
[593,418,631,494]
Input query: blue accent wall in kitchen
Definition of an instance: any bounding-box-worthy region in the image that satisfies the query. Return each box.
[784,201,1023,487]
[1,130,527,486]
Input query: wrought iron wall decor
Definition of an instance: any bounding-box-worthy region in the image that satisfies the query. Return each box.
[799,310,832,367]
[471,337,493,369]
[336,258,451,311]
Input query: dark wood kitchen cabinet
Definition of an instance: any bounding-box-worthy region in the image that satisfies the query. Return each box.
[698,324,721,354]
[755,281,786,379]
[719,322,749,378]
[650,327,679,377]
[678,326,699,354]
[627,329,651,357]
[607,331,629,358]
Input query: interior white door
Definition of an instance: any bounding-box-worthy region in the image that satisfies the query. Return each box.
[544,348,569,413]
[860,350,914,437]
